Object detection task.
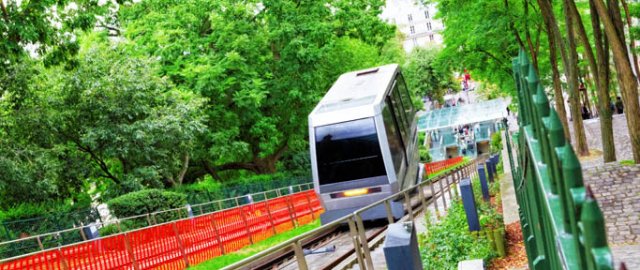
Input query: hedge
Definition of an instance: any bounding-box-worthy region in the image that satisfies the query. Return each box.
[107,189,187,227]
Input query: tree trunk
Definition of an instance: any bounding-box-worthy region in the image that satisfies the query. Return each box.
[593,0,640,163]
[589,0,617,162]
[547,25,572,142]
[571,0,617,161]
[562,0,590,156]
[537,0,572,142]
[621,0,640,78]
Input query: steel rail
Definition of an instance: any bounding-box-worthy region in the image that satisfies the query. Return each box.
[222,159,477,270]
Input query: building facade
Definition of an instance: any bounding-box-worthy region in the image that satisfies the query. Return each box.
[380,0,444,52]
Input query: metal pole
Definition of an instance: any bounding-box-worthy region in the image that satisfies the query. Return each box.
[348,218,366,269]
[264,200,277,235]
[384,200,395,224]
[171,222,190,267]
[123,232,140,270]
[404,191,414,221]
[439,178,447,209]
[356,215,374,269]
[429,181,439,216]
[293,240,309,270]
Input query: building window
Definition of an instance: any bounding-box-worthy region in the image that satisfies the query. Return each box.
[410,26,415,34]
[429,34,434,41]
[412,38,418,46]
[427,22,432,30]
[424,10,430,19]
[408,14,413,22]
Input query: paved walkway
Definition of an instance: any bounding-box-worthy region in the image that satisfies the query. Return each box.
[568,114,632,168]
[582,163,640,269]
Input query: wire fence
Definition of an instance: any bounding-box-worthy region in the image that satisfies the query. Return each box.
[0,182,313,259]
[0,189,323,269]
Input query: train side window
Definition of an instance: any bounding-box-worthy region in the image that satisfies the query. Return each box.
[389,89,408,142]
[382,102,407,175]
[396,75,416,121]
[314,118,387,185]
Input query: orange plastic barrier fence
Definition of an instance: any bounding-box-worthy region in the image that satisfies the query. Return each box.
[424,156,464,177]
[0,190,324,270]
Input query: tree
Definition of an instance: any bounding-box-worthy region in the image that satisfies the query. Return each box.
[568,0,616,161]
[0,0,113,66]
[0,34,207,203]
[431,0,546,98]
[403,47,460,104]
[117,0,396,177]
[592,0,640,163]
[562,0,590,156]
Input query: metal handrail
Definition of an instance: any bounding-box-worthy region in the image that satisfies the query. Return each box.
[222,159,478,270]
[0,182,313,250]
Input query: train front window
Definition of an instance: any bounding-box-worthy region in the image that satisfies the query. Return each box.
[315,118,387,185]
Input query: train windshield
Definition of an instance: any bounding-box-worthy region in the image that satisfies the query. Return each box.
[315,117,386,185]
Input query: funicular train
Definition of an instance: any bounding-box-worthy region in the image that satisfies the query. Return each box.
[308,64,419,224]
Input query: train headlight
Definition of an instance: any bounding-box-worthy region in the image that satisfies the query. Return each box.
[330,187,382,198]
[343,188,369,197]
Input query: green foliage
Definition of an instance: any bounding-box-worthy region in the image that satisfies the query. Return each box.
[430,0,547,99]
[420,145,433,163]
[419,202,496,269]
[0,34,207,204]
[491,132,503,154]
[98,220,136,237]
[0,0,407,213]
[0,0,112,67]
[620,160,635,166]
[420,174,503,268]
[107,189,187,225]
[117,0,396,177]
[0,200,98,257]
[176,172,310,204]
[403,47,459,103]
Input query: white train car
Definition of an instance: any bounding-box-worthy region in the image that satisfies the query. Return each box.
[308,64,420,224]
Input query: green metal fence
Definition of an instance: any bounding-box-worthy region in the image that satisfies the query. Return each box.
[508,49,616,270]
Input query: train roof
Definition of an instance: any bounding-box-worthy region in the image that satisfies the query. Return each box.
[309,64,399,127]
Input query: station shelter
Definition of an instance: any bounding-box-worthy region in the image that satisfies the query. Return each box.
[417,98,508,161]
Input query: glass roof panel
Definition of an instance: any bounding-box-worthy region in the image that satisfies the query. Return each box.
[417,98,508,132]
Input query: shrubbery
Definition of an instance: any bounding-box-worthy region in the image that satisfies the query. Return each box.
[175,173,310,204]
[419,145,432,163]
[107,189,187,226]
[0,201,98,258]
[419,202,496,268]
[419,175,503,268]
[490,132,503,154]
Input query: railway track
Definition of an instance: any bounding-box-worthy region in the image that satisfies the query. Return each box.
[239,164,470,270]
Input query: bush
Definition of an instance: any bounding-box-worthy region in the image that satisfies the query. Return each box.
[419,175,503,268]
[419,202,496,268]
[107,189,187,225]
[0,201,98,258]
[418,132,426,146]
[176,172,311,205]
[419,145,432,163]
[490,132,503,154]
[98,220,136,236]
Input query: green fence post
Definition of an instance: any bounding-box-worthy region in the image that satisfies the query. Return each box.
[581,186,613,270]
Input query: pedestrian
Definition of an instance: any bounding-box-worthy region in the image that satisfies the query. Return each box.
[581,104,590,120]
[615,96,624,114]
[506,106,510,115]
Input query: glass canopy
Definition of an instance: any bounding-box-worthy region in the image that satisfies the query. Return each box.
[418,98,508,132]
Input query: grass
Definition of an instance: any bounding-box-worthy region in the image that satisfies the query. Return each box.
[620,159,635,166]
[189,220,320,269]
